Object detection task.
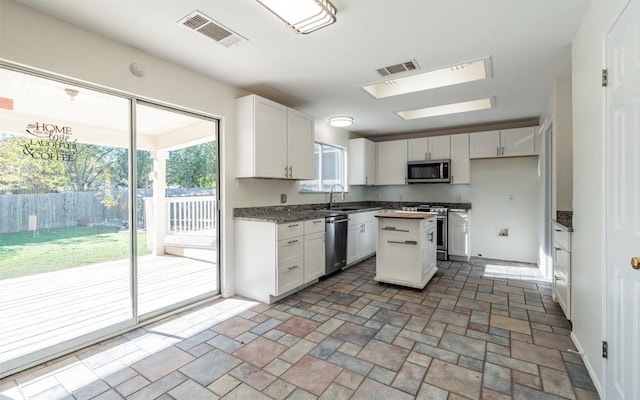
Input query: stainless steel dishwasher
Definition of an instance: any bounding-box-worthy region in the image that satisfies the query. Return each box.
[325,213,349,275]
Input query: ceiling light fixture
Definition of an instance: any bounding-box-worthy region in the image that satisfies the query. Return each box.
[363,57,492,99]
[64,88,79,101]
[329,116,353,127]
[256,0,337,34]
[397,98,494,120]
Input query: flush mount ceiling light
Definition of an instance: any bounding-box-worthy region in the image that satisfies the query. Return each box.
[363,57,492,99]
[256,0,337,34]
[329,116,353,127]
[64,88,79,101]
[397,98,494,120]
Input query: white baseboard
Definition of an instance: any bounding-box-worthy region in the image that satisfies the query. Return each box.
[570,331,604,398]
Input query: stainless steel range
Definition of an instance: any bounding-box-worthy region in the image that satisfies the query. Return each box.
[402,204,449,260]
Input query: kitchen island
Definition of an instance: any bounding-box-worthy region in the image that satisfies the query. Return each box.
[374,211,437,289]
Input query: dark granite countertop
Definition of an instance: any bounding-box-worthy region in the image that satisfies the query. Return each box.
[233,201,472,224]
[554,211,573,231]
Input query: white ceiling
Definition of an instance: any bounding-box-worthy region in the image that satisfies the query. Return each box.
[15,0,590,137]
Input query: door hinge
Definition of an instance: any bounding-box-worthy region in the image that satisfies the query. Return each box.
[602,69,608,87]
[602,340,608,358]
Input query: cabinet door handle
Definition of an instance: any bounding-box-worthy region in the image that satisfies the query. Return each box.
[289,166,293,177]
[382,226,410,232]
[387,240,418,245]
[428,232,434,242]
[501,146,504,156]
[496,147,500,156]
[288,265,299,270]
[284,165,289,177]
[365,176,368,184]
[425,152,428,160]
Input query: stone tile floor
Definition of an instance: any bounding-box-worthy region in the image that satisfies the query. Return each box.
[0,257,600,399]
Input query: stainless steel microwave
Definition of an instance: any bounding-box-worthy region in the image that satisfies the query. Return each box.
[407,160,450,183]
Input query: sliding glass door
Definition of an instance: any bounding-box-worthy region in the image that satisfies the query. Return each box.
[135,102,219,318]
[0,68,134,374]
[0,66,220,377]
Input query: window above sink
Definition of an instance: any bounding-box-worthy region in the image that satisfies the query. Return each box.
[299,142,346,193]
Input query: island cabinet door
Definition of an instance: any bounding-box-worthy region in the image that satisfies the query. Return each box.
[377,218,421,282]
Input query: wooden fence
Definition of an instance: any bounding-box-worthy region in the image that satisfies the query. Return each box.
[0,188,215,235]
[0,191,128,234]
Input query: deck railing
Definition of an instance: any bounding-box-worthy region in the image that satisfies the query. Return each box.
[167,196,216,233]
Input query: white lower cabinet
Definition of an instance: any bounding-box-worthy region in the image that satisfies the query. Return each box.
[347,211,378,266]
[304,218,326,282]
[553,222,571,320]
[375,214,437,289]
[236,218,325,303]
[448,210,470,260]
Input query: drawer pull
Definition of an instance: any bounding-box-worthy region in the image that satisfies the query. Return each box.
[288,239,299,244]
[554,246,562,250]
[313,220,323,224]
[288,265,300,270]
[288,224,299,228]
[387,240,418,245]
[382,226,410,233]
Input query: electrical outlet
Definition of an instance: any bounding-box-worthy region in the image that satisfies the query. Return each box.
[280,194,287,203]
[508,194,515,201]
[497,227,509,237]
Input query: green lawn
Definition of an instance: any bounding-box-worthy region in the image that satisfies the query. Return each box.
[0,226,151,279]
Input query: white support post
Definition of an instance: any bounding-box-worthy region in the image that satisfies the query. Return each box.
[151,150,169,256]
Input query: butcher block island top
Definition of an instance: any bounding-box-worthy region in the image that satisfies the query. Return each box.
[374,212,438,289]
[375,211,437,219]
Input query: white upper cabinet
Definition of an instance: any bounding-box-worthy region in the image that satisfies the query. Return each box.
[376,140,408,185]
[469,127,536,159]
[286,108,315,179]
[348,138,376,185]
[450,133,470,184]
[407,136,451,161]
[469,130,501,158]
[501,127,536,157]
[236,94,314,179]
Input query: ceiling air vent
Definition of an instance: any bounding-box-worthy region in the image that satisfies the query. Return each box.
[376,59,420,77]
[179,11,247,47]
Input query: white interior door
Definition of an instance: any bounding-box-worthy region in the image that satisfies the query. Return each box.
[605,1,640,398]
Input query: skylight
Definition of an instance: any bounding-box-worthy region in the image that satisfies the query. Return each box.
[362,57,491,99]
[397,98,493,120]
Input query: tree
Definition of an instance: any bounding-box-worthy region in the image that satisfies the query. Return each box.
[0,135,68,193]
[111,148,153,189]
[167,141,217,188]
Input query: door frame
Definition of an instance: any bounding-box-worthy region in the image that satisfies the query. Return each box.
[602,0,634,396]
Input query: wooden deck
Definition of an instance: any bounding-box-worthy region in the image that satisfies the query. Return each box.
[0,254,218,366]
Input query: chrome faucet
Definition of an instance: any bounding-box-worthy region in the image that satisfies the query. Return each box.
[329,184,345,210]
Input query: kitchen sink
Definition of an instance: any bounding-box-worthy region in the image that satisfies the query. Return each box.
[330,207,360,211]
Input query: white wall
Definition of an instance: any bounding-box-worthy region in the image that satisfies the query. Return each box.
[571,0,627,392]
[468,158,539,263]
[541,78,573,214]
[375,157,539,263]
